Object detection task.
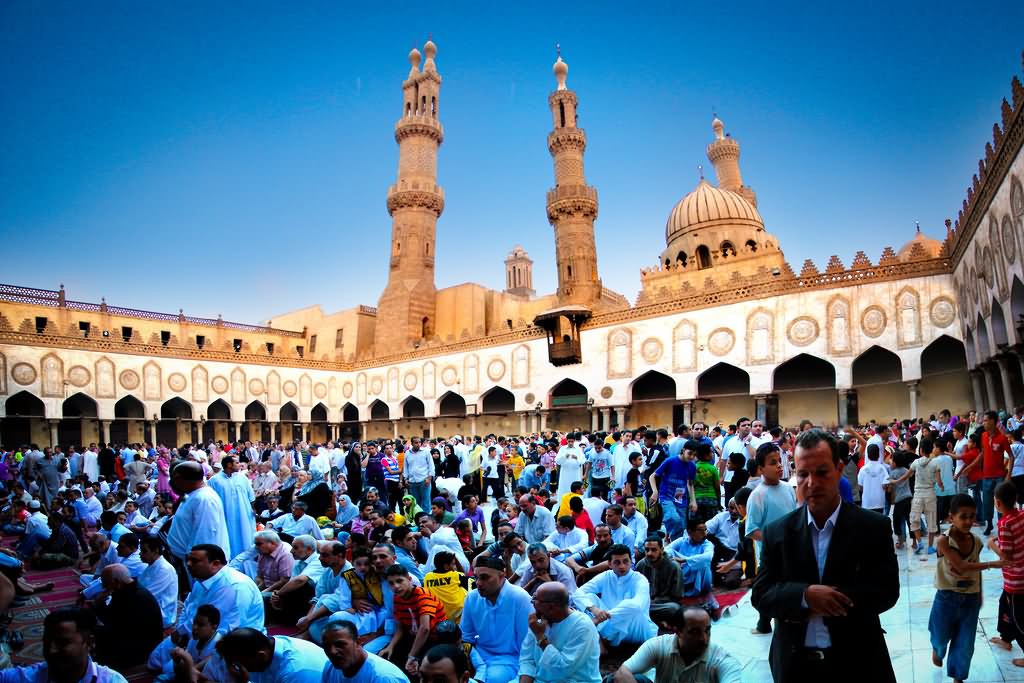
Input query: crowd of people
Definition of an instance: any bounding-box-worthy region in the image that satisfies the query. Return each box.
[0,406,1020,682]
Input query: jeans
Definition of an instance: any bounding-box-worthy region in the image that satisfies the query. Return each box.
[982,477,1002,528]
[929,589,981,680]
[970,482,983,517]
[892,498,911,540]
[662,500,688,541]
[408,480,431,514]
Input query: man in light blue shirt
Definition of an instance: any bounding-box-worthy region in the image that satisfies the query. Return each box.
[270,502,324,542]
[217,629,327,683]
[320,620,408,683]
[0,608,128,683]
[461,556,533,683]
[403,437,435,513]
[517,582,601,683]
[515,495,555,544]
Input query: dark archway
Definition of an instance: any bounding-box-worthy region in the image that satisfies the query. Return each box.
[207,399,231,421]
[976,315,992,363]
[341,403,359,423]
[922,335,968,375]
[697,363,750,396]
[1012,277,1024,339]
[402,397,425,418]
[3,391,45,447]
[630,371,676,401]
[773,354,836,391]
[63,393,98,418]
[480,387,515,413]
[5,391,45,417]
[311,403,328,422]
[114,395,145,419]
[369,400,389,421]
[920,335,972,420]
[992,298,1010,348]
[549,378,588,407]
[279,402,299,422]
[438,392,466,418]
[161,397,192,419]
[244,401,267,421]
[852,346,903,385]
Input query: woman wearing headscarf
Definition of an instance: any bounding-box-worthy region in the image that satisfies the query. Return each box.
[155,448,176,501]
[332,493,359,531]
[401,493,424,522]
[344,442,364,502]
[295,470,332,519]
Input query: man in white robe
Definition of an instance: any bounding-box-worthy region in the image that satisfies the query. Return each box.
[208,456,256,558]
[296,540,354,644]
[139,535,179,629]
[571,543,657,647]
[165,461,230,564]
[518,581,601,683]
[543,515,590,563]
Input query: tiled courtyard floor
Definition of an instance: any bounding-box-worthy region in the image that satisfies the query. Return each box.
[717,535,1024,682]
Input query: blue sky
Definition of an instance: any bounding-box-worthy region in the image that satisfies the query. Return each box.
[2,2,1022,324]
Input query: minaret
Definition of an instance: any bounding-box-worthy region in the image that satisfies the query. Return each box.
[706,116,757,207]
[374,40,445,355]
[504,246,535,297]
[546,49,603,308]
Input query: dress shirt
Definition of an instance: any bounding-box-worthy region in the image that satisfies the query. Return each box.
[248,636,327,683]
[517,608,601,683]
[403,448,435,483]
[622,635,742,683]
[705,510,740,551]
[804,502,842,648]
[291,554,325,584]
[516,558,578,594]
[178,566,265,637]
[257,543,295,584]
[0,657,128,683]
[623,512,649,549]
[274,514,324,540]
[515,505,556,544]
[320,653,409,683]
[140,555,179,627]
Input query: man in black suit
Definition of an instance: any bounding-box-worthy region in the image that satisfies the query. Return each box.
[751,428,900,683]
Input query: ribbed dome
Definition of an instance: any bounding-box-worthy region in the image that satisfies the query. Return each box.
[665,179,763,241]
[897,229,944,261]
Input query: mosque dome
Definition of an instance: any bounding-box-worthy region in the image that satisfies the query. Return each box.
[665,179,763,242]
[897,228,944,261]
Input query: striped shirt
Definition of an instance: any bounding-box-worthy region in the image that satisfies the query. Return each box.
[392,586,447,633]
[999,508,1024,594]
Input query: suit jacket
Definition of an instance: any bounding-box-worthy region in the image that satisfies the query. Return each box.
[751,501,899,683]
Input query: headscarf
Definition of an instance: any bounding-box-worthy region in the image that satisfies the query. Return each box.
[432,495,452,512]
[402,494,423,520]
[335,494,359,525]
[299,471,323,496]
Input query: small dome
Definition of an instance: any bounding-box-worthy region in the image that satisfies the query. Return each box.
[553,56,568,90]
[897,229,944,261]
[712,116,725,139]
[408,47,421,66]
[665,179,763,241]
[423,40,437,58]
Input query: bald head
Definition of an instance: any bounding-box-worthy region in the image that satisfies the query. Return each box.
[536,581,568,605]
[100,563,131,590]
[518,494,536,512]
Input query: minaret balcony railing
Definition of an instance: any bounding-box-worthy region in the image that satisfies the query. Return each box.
[546,184,597,205]
[394,114,444,143]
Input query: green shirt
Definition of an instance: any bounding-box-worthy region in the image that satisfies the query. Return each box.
[694,461,720,501]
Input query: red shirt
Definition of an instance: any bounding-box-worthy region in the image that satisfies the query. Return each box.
[962,448,984,484]
[573,509,596,544]
[982,431,1012,479]
[999,508,1024,594]
[393,586,447,633]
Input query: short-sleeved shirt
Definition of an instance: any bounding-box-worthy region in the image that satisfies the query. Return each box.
[911,457,940,497]
[999,508,1024,594]
[622,634,742,683]
[392,586,447,633]
[588,449,613,481]
[693,461,720,501]
[654,457,697,509]
[983,431,1012,479]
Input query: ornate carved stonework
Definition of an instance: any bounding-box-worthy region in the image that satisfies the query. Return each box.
[249,379,265,396]
[40,354,63,397]
[95,358,115,398]
[861,306,887,338]
[342,382,353,399]
[607,328,633,379]
[600,386,613,399]
[266,371,280,404]
[896,287,923,349]
[11,362,36,386]
[356,373,367,404]
[1002,214,1017,264]
[230,368,246,404]
[403,372,418,391]
[370,376,384,396]
[119,369,140,391]
[638,338,662,364]
[746,309,774,365]
[212,375,229,395]
[282,380,297,398]
[826,296,852,355]
[143,362,161,401]
[68,365,92,388]
[299,374,312,406]
[672,320,697,371]
[487,358,506,382]
[168,372,187,393]
[524,392,536,405]
[387,368,398,401]
[0,353,6,395]
[422,362,436,399]
[708,328,735,356]
[463,355,479,394]
[192,366,209,403]
[930,296,956,328]
[314,382,327,399]
[511,345,529,388]
[786,316,819,347]
[441,365,458,387]
[386,189,445,217]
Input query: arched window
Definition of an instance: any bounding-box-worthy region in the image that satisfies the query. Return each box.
[676,252,687,267]
[421,95,426,111]
[696,245,712,269]
[720,241,736,258]
[559,101,565,127]
[567,264,573,278]
[431,96,436,116]
[746,239,758,252]
[405,102,411,115]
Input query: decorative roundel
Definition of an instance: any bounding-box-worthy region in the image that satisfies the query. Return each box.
[861,306,887,338]
[11,362,37,386]
[314,382,327,399]
[929,297,956,328]
[640,338,664,364]
[168,373,187,392]
[68,365,92,388]
[487,359,506,382]
[524,392,536,405]
[248,378,265,396]
[441,366,458,387]
[403,372,418,391]
[119,369,140,391]
[370,377,383,395]
[282,380,297,398]
[600,386,614,399]
[211,375,229,394]
[342,382,353,399]
[708,328,735,356]
[786,317,819,347]
[1002,215,1017,264]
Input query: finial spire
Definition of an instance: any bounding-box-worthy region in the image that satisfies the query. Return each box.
[553,45,568,90]
[915,220,921,233]
[698,164,704,180]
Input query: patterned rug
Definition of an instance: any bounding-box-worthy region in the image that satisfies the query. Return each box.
[9,566,84,665]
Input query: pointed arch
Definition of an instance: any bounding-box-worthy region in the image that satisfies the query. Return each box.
[852,346,903,385]
[1012,277,1024,335]
[39,353,64,397]
[4,391,46,417]
[311,403,328,422]
[976,314,992,362]
[401,396,425,418]
[437,392,466,418]
[697,363,750,396]
[62,392,98,418]
[114,395,145,419]
[369,400,390,421]
[480,387,515,413]
[207,399,232,421]
[772,354,836,392]
[549,379,588,407]
[630,370,676,401]
[992,298,1010,348]
[244,400,267,421]
[921,335,968,375]
[964,329,978,368]
[160,397,192,419]
[279,401,299,423]
[341,403,359,423]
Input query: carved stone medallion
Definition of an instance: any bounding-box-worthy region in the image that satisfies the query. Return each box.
[282,380,297,398]
[708,328,735,356]
[119,370,140,391]
[168,373,187,392]
[403,372,418,391]
[342,382,353,399]
[211,375,229,394]
[600,386,614,399]
[524,392,536,405]
[786,317,819,347]
[68,365,92,388]
[441,366,458,387]
[248,379,265,396]
[487,359,506,382]
[929,297,956,328]
[370,377,383,396]
[11,363,36,386]
[640,338,664,364]
[861,306,887,338]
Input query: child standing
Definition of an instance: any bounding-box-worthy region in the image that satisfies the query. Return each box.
[989,481,1024,667]
[929,494,1002,682]
[693,443,721,523]
[422,550,473,623]
[889,452,914,549]
[857,444,890,515]
[900,438,944,554]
